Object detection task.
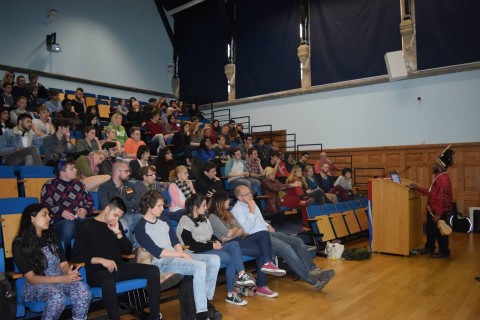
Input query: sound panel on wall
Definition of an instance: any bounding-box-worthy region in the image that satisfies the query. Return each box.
[385,51,408,81]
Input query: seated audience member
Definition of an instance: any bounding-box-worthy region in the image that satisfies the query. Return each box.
[318,163,349,202]
[187,103,204,119]
[124,126,146,160]
[74,125,101,155]
[10,96,34,126]
[213,134,231,166]
[1,70,15,87]
[13,203,91,320]
[75,150,110,191]
[189,119,203,148]
[127,101,146,129]
[263,152,284,180]
[303,165,335,204]
[129,145,150,180]
[168,165,196,222]
[245,147,264,178]
[164,114,179,134]
[25,73,48,99]
[177,194,255,306]
[227,119,237,141]
[208,192,285,299]
[42,118,74,165]
[115,99,129,117]
[314,152,338,175]
[225,148,261,195]
[1,82,15,109]
[71,88,87,122]
[98,141,120,175]
[32,105,55,140]
[135,190,221,320]
[0,106,13,133]
[41,158,94,256]
[171,122,192,165]
[235,123,246,142]
[198,137,216,164]
[194,161,225,198]
[220,124,231,146]
[108,113,128,146]
[285,152,297,172]
[54,99,82,127]
[143,98,156,118]
[98,162,142,244]
[261,167,312,231]
[296,152,309,171]
[85,105,103,138]
[239,134,254,157]
[211,119,221,133]
[12,75,30,101]
[26,86,42,112]
[232,185,335,291]
[146,109,169,152]
[203,125,216,145]
[255,137,268,164]
[73,197,161,320]
[45,91,63,115]
[134,166,167,199]
[334,167,354,201]
[155,147,177,181]
[100,126,122,154]
[0,113,42,166]
[160,106,175,128]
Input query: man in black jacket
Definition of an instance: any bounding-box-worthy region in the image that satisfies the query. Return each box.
[195,161,225,199]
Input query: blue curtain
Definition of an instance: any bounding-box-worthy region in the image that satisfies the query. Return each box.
[416,0,480,70]
[236,0,301,99]
[175,1,229,104]
[310,0,402,85]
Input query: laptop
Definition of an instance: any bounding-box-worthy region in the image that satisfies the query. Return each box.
[390,171,401,184]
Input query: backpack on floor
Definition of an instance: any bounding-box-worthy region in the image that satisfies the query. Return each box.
[448,203,472,233]
[179,276,196,320]
[342,247,372,261]
[0,273,16,320]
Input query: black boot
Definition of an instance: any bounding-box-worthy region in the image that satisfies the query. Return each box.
[208,301,222,320]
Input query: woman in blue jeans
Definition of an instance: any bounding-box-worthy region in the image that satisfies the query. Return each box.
[177,194,255,306]
[207,191,286,298]
[135,190,220,320]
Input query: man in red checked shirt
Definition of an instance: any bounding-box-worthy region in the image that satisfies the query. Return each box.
[411,146,455,258]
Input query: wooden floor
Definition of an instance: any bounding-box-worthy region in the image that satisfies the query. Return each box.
[94,232,480,320]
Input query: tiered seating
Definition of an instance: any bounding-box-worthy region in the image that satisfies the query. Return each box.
[306,199,369,254]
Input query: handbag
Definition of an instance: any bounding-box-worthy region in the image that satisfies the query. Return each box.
[325,241,344,260]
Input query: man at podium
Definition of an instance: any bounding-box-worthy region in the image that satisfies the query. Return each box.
[411,146,455,258]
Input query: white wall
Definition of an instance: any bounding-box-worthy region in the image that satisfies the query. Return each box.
[0,0,173,95]
[229,69,480,149]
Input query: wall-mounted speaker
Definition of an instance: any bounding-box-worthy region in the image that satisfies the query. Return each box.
[384,51,408,81]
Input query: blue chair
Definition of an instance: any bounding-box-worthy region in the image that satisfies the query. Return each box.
[335,202,349,212]
[17,166,55,199]
[176,115,191,122]
[220,167,235,192]
[90,191,99,210]
[347,200,361,209]
[321,203,338,214]
[0,248,25,318]
[0,166,19,198]
[0,197,39,250]
[97,95,110,101]
[360,197,368,207]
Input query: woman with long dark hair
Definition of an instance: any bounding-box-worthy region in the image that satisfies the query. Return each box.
[155,147,177,181]
[177,194,254,306]
[12,203,91,320]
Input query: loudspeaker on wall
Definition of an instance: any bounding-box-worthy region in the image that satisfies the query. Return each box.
[384,51,408,81]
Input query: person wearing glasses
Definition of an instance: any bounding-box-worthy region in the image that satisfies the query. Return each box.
[232,185,335,292]
[98,162,142,245]
[135,165,167,199]
[41,158,94,258]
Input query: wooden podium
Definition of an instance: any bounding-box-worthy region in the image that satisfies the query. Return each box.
[371,178,423,256]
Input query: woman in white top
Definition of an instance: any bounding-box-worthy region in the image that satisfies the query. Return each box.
[167,165,196,221]
[32,105,54,139]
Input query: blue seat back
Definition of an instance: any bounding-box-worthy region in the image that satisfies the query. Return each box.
[347,200,361,209]
[335,202,349,211]
[18,166,55,179]
[0,166,15,178]
[0,197,38,214]
[321,203,338,214]
[90,191,99,210]
[0,248,26,317]
[220,167,234,191]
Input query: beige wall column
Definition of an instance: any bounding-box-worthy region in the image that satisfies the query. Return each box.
[297,43,311,89]
[225,63,235,101]
[400,0,417,72]
[171,76,180,98]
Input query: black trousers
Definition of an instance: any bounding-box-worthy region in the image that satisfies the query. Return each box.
[87,263,161,320]
[424,212,450,255]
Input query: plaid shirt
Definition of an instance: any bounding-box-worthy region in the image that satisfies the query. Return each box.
[246,158,261,175]
[41,178,94,222]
